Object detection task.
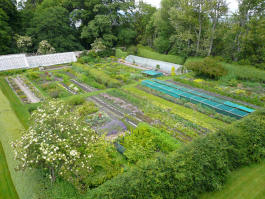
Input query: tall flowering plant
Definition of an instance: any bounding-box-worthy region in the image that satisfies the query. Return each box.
[11,100,115,191]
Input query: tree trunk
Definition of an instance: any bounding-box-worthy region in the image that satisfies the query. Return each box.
[196,13,202,56]
[208,19,217,56]
[50,167,56,183]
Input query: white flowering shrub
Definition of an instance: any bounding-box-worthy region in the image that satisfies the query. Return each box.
[37,40,56,55]
[91,38,106,53]
[12,100,119,191]
[16,35,32,53]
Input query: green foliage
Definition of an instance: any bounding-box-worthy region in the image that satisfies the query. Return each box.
[28,5,82,52]
[153,36,170,53]
[137,45,185,65]
[127,45,138,55]
[222,63,265,83]
[120,123,180,163]
[117,28,137,46]
[66,95,85,106]
[186,57,227,79]
[115,49,128,59]
[76,101,99,116]
[87,68,121,88]
[86,109,265,199]
[200,160,265,199]
[0,8,13,54]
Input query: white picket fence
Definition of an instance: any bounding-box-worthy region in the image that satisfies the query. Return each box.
[0,52,77,71]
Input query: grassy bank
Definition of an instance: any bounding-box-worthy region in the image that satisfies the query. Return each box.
[200,160,265,199]
[137,46,185,65]
[0,89,43,199]
[0,141,19,199]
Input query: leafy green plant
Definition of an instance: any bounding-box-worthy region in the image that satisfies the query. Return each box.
[120,123,180,163]
[186,57,227,79]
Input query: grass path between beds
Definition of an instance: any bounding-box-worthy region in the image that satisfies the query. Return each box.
[0,89,43,199]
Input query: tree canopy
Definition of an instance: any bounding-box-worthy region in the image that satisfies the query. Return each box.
[0,0,264,66]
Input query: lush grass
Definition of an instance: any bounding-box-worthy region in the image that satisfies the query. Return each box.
[184,57,204,65]
[0,141,19,199]
[0,77,30,128]
[0,89,44,199]
[221,62,265,83]
[200,160,265,199]
[137,45,185,65]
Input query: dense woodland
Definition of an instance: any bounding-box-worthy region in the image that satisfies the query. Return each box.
[0,0,264,68]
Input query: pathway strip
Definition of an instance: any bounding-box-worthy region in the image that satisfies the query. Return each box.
[13,77,40,103]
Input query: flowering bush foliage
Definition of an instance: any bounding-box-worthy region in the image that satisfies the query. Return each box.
[16,35,32,53]
[11,100,118,191]
[91,38,106,53]
[37,40,56,55]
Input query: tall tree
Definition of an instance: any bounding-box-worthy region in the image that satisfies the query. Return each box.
[28,5,83,52]
[134,1,156,45]
[207,0,228,56]
[0,8,12,54]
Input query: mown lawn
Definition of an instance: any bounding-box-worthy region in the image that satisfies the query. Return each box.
[137,46,185,65]
[0,89,43,199]
[0,141,19,199]
[200,160,265,199]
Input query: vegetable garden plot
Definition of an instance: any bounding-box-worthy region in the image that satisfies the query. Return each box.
[72,62,144,89]
[108,89,221,142]
[6,77,30,104]
[142,79,255,119]
[6,76,42,104]
[26,71,74,98]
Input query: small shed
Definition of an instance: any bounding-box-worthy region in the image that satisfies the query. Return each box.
[142,70,163,77]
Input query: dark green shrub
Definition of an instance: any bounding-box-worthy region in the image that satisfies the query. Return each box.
[119,123,180,163]
[27,72,40,80]
[77,101,99,116]
[66,95,85,106]
[127,45,138,55]
[186,57,227,79]
[115,48,128,58]
[154,37,170,54]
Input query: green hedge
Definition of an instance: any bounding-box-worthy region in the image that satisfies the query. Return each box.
[137,45,185,65]
[86,109,265,199]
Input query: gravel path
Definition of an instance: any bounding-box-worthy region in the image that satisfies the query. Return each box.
[13,77,40,103]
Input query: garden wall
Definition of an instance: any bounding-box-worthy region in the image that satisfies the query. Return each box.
[0,52,77,71]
